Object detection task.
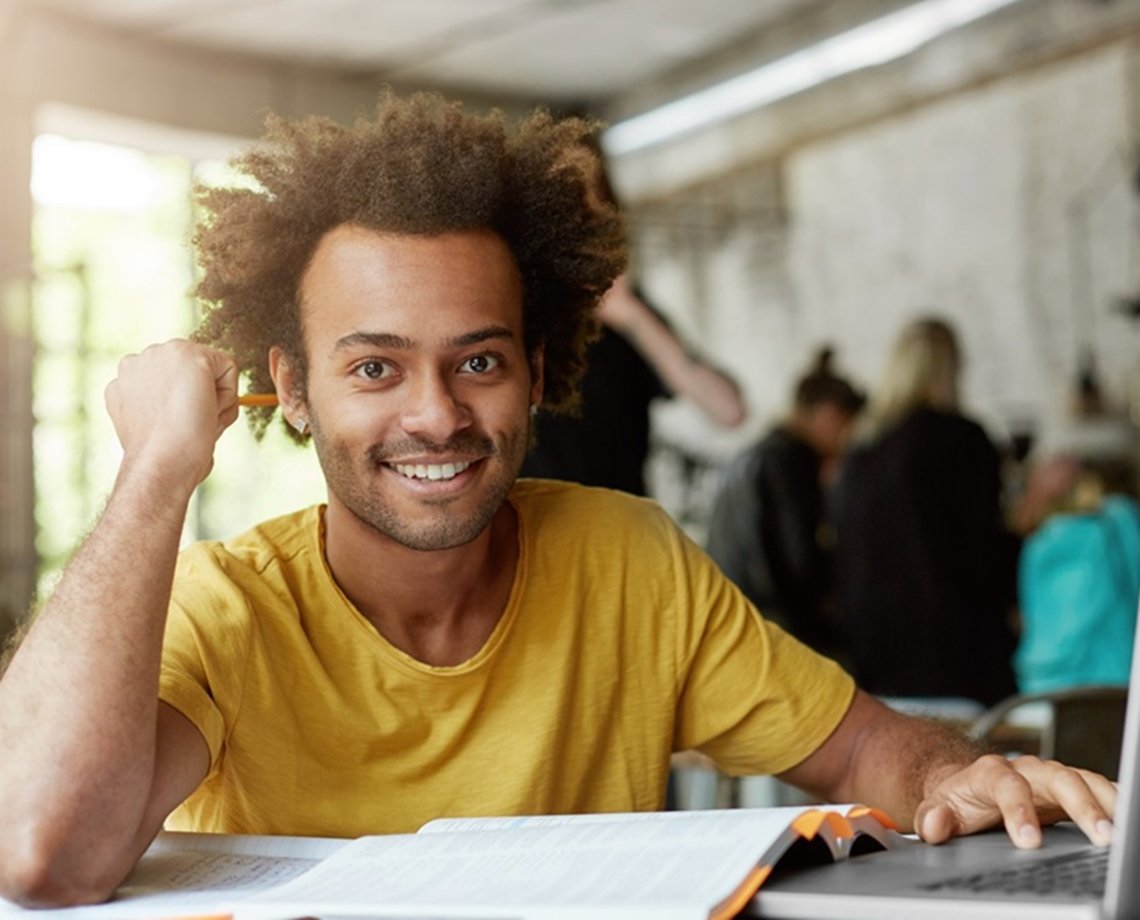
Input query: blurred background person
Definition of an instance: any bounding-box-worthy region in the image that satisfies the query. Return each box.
[833,316,1076,707]
[1015,436,1140,695]
[705,347,864,664]
[521,147,745,496]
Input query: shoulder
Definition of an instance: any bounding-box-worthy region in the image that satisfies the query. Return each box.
[758,427,817,472]
[511,478,677,542]
[175,505,324,589]
[891,408,998,461]
[168,507,327,667]
[902,407,990,441]
[1103,494,1140,525]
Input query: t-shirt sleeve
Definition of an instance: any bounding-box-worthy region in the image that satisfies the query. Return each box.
[671,530,856,776]
[159,544,253,768]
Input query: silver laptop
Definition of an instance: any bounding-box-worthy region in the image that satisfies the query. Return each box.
[749,598,1140,920]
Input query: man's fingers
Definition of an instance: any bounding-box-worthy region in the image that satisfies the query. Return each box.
[916,802,959,844]
[1013,759,1115,847]
[915,754,1010,843]
[212,355,239,403]
[916,755,1118,851]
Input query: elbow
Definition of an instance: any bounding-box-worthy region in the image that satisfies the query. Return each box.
[0,830,123,908]
[710,399,747,430]
[721,402,747,428]
[714,385,747,429]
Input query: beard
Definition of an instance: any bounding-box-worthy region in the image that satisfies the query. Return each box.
[309,411,530,552]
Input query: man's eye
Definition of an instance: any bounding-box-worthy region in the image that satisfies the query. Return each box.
[460,354,500,374]
[354,360,391,380]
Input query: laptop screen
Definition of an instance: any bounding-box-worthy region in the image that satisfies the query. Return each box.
[1103,596,1140,919]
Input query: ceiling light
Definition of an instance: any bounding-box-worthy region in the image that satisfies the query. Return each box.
[603,0,1020,156]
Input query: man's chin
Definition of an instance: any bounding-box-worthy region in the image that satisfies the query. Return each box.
[361,499,502,552]
[382,520,493,553]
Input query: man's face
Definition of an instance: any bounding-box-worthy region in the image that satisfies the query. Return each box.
[286,225,541,552]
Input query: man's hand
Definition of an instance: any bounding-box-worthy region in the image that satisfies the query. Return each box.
[780,691,1119,849]
[915,754,1117,849]
[104,339,240,495]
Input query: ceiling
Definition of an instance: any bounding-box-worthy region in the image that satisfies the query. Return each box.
[19,0,819,106]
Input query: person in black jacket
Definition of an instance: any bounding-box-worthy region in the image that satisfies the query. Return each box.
[522,273,745,495]
[832,317,1075,706]
[705,348,865,662]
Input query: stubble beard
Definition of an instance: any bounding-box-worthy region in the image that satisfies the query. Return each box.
[309,411,532,552]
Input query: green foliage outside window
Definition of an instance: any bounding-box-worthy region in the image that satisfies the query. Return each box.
[31,134,325,603]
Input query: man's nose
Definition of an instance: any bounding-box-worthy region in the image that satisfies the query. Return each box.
[400,373,472,440]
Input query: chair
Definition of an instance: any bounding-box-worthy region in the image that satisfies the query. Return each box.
[969,685,1129,780]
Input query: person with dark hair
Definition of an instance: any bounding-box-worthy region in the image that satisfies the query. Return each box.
[521,146,745,494]
[705,347,865,661]
[0,95,1116,910]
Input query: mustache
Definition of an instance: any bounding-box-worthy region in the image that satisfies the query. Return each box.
[367,432,496,465]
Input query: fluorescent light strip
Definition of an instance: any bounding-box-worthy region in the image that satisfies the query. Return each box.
[603,0,1020,155]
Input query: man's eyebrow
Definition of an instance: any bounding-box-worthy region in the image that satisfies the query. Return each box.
[331,326,515,355]
[332,331,414,353]
[451,325,515,348]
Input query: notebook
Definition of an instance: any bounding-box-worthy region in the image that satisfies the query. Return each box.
[749,597,1140,920]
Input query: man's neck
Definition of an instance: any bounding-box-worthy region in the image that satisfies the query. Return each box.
[322,501,520,667]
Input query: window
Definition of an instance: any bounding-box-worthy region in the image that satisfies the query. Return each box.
[31,124,324,600]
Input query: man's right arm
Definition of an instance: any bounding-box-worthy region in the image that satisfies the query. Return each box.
[0,340,240,907]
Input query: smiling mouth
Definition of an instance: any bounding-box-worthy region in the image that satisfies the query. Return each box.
[390,460,474,482]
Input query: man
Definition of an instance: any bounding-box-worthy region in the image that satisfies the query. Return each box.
[0,92,1116,908]
[706,346,864,663]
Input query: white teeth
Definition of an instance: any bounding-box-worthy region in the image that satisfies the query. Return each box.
[392,460,472,481]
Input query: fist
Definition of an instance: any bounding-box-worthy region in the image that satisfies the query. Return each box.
[104,339,240,492]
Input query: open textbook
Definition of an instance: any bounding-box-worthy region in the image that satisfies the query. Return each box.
[0,804,907,920]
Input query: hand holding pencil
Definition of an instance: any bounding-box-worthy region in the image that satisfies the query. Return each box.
[106,339,248,492]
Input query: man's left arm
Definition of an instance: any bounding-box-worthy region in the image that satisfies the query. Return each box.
[779,689,1118,848]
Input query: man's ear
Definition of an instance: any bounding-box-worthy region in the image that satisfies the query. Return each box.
[269,346,307,424]
[528,345,545,409]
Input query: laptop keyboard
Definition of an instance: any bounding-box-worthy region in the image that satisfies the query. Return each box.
[919,848,1110,898]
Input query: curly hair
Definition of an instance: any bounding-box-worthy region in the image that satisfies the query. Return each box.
[192,90,628,440]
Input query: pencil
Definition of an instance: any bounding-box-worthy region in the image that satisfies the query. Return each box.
[237,393,279,407]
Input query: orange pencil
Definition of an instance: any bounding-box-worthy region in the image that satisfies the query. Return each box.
[237,393,279,407]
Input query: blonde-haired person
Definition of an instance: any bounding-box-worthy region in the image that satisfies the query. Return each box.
[858,317,959,439]
[833,317,1076,706]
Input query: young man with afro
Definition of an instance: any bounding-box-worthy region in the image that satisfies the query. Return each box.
[0,91,1117,908]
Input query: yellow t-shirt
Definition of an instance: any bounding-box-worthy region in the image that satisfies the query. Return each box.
[160,479,854,836]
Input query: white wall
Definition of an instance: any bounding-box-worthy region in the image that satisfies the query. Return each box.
[787,43,1138,448]
[634,40,1140,481]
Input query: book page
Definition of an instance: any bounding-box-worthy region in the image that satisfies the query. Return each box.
[233,808,826,919]
[419,805,818,834]
[0,833,346,919]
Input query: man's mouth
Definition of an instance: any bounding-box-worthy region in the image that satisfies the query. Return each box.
[390,460,474,482]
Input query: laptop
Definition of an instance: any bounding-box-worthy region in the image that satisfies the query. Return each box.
[749,598,1140,920]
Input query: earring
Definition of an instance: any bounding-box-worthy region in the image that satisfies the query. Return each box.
[292,417,309,435]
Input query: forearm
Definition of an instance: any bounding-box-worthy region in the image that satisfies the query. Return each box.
[782,691,985,831]
[0,464,193,904]
[837,707,985,829]
[613,307,745,428]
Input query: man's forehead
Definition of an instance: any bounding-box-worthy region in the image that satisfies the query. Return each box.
[296,225,525,339]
